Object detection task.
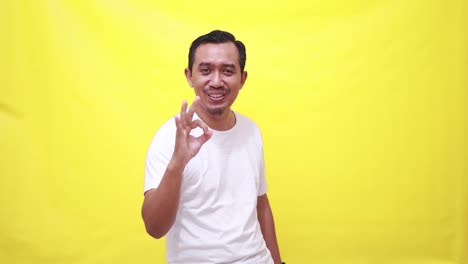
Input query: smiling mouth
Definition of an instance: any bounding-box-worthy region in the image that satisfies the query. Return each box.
[205,88,230,102]
[208,93,225,102]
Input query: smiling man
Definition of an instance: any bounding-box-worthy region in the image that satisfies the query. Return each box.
[142,30,283,264]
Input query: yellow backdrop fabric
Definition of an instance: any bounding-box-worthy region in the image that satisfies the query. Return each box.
[1,0,466,263]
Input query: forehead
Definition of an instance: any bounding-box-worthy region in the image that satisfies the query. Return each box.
[193,42,239,66]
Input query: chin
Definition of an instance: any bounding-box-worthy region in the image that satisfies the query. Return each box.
[206,107,226,116]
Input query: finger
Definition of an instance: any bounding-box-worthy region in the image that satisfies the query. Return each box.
[179,100,188,124]
[197,127,212,144]
[191,119,212,142]
[174,115,187,137]
[174,115,181,130]
[187,96,199,121]
[190,118,209,131]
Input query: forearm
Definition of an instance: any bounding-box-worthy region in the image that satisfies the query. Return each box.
[142,98,212,239]
[257,195,282,264]
[141,159,185,239]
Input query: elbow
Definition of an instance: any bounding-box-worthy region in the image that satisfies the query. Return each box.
[141,194,174,239]
[142,213,170,239]
[142,216,167,239]
[145,225,166,239]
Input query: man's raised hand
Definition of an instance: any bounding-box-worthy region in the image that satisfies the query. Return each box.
[173,97,212,166]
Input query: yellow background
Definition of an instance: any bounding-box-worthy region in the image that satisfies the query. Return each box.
[1,0,466,263]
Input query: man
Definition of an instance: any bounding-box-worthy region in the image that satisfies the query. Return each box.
[142,30,283,264]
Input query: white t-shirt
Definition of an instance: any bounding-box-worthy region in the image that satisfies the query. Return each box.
[144,112,273,264]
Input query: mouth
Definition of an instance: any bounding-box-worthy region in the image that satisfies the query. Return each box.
[205,89,230,102]
[207,93,225,102]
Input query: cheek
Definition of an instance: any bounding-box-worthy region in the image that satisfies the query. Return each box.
[227,81,242,91]
[194,78,209,87]
[194,85,208,96]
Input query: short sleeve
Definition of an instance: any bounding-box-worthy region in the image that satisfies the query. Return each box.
[144,119,176,194]
[257,136,268,196]
[256,127,268,196]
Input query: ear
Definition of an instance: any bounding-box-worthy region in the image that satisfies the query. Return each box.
[240,71,248,89]
[184,68,193,87]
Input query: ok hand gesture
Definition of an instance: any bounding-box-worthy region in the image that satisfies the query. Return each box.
[172,97,212,166]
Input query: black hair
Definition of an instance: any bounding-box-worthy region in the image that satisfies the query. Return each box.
[188,30,246,72]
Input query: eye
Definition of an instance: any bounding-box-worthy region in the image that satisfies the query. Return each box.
[200,68,210,74]
[223,69,234,75]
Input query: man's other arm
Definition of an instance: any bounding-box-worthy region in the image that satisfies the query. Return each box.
[257,194,282,264]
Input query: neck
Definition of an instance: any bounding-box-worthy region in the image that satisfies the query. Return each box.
[196,109,236,131]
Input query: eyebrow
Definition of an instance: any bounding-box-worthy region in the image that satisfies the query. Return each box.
[222,64,236,69]
[198,62,237,69]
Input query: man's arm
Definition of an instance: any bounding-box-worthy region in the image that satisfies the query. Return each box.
[257,194,282,264]
[141,159,184,238]
[141,98,211,239]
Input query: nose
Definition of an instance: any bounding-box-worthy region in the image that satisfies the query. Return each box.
[210,71,223,88]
